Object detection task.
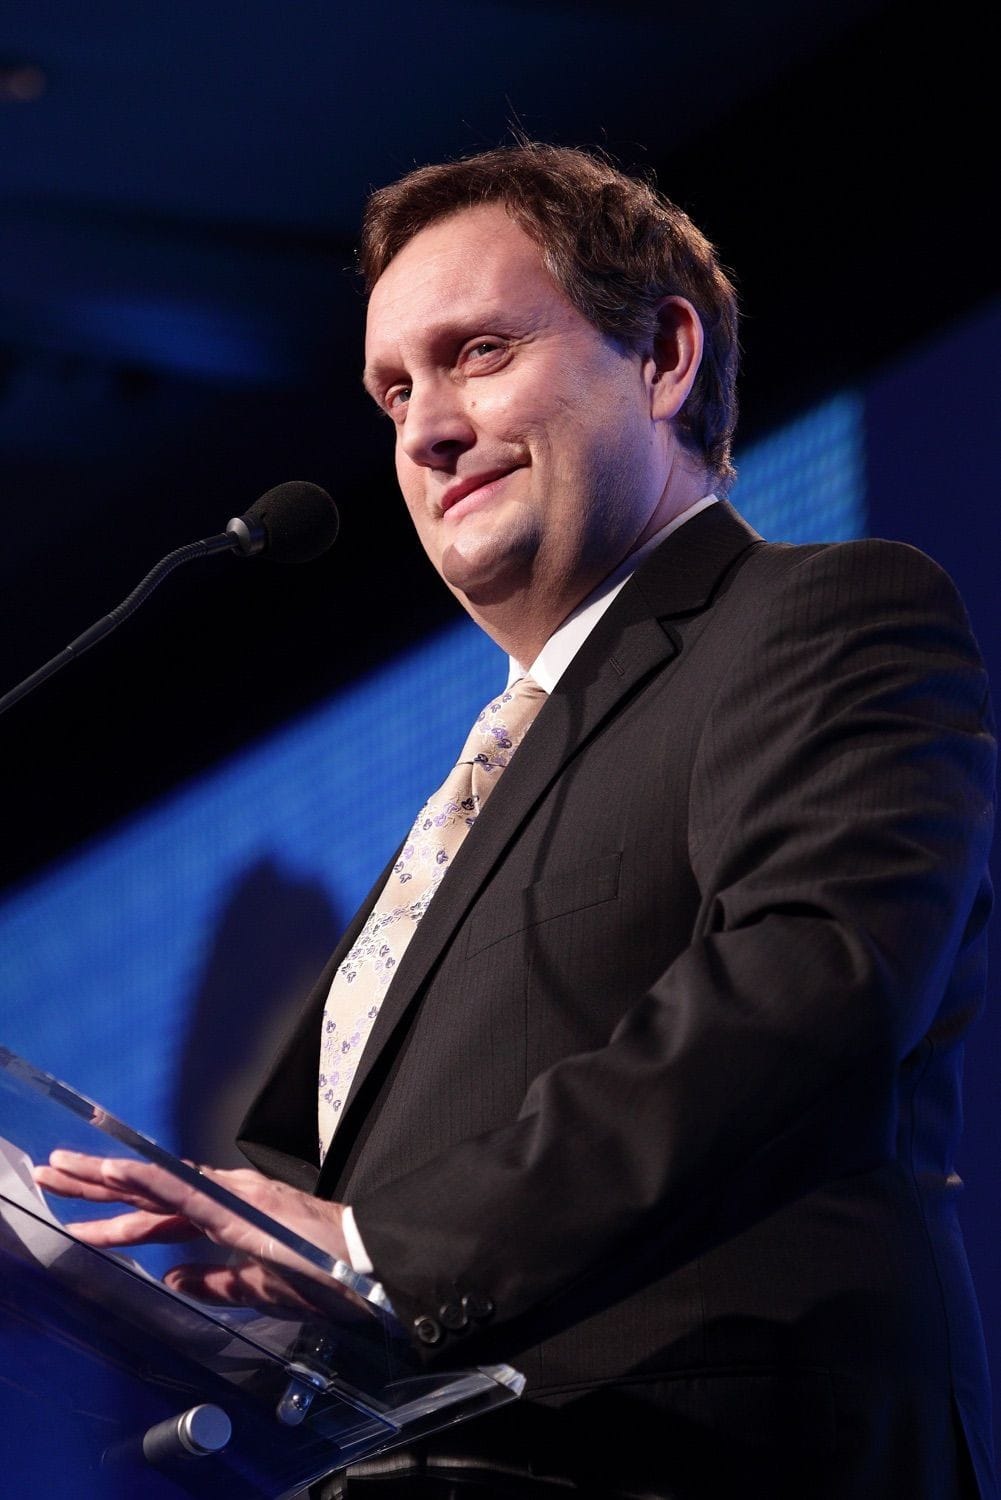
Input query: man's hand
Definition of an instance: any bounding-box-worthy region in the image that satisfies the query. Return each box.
[34,1151,354,1313]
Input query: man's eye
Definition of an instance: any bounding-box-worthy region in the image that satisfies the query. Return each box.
[386,385,411,412]
[462,340,506,366]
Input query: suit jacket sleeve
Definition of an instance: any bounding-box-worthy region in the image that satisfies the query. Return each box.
[350,539,996,1359]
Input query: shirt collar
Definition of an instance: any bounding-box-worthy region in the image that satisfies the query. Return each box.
[507,494,718,693]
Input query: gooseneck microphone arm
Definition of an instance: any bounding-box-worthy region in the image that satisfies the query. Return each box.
[0,531,236,718]
[0,481,339,720]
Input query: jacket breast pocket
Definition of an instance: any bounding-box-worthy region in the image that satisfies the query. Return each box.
[464,851,622,959]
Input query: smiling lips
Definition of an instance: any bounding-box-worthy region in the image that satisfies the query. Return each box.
[440,467,522,518]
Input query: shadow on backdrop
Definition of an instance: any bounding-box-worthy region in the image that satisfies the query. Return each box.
[171,856,342,1167]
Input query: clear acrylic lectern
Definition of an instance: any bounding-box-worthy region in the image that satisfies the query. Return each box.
[0,1046,522,1498]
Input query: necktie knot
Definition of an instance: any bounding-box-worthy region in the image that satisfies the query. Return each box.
[458,674,547,801]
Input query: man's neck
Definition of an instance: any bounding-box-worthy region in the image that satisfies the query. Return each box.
[511,493,718,691]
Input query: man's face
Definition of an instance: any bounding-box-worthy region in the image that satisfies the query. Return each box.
[363,205,670,629]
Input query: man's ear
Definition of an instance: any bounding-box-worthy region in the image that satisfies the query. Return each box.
[648,296,704,423]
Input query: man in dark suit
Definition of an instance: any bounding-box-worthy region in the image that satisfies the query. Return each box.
[41,145,997,1497]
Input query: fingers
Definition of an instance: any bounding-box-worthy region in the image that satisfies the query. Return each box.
[65,1210,199,1247]
[31,1149,362,1320]
[34,1151,204,1246]
[44,1149,121,1184]
[39,1152,201,1213]
[33,1152,265,1259]
[35,1152,185,1215]
[163,1258,320,1313]
[34,1152,351,1278]
[45,1156,286,1263]
[34,1162,131,1203]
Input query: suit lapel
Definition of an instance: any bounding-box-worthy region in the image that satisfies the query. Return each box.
[317,501,761,1187]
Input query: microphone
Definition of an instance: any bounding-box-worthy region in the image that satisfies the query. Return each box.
[226,481,339,563]
[0,482,339,718]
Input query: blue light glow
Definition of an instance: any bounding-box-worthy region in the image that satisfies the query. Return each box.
[0,392,866,1147]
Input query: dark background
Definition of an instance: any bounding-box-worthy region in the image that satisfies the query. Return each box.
[2,0,998,1442]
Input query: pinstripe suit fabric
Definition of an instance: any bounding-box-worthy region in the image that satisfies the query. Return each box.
[241,503,996,1498]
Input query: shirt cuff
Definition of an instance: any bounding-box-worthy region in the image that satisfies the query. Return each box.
[341,1204,374,1275]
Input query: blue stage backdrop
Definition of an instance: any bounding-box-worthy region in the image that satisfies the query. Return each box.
[1,303,997,1430]
[0,388,867,1145]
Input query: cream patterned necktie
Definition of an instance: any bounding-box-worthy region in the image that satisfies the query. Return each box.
[318,674,547,1158]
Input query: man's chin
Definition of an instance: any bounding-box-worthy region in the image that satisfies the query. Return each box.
[440,536,535,608]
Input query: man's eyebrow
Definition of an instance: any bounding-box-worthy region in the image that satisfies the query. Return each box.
[362,360,410,411]
[360,365,386,400]
[361,308,537,401]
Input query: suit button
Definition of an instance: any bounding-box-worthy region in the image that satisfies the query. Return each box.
[438,1301,469,1332]
[412,1315,443,1346]
[461,1292,495,1323]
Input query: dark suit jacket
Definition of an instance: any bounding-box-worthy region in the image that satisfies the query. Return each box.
[241,503,997,1498]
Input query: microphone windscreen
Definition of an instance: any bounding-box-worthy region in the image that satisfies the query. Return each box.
[242,482,340,563]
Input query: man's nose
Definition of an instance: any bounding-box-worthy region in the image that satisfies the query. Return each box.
[398,378,475,468]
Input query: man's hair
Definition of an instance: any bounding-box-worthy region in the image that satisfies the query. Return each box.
[360,142,739,490]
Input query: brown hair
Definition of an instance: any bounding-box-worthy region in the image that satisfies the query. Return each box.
[360,142,739,490]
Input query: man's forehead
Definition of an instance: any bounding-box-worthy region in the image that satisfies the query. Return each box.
[363,207,559,363]
[376,202,533,279]
[374,206,552,305]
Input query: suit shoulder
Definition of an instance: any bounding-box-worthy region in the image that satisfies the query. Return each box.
[737,535,970,620]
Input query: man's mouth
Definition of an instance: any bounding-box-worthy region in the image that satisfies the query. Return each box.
[440,468,521,519]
